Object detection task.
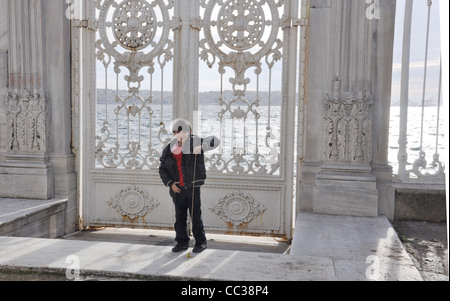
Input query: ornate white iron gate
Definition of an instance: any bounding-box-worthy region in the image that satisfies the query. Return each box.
[72,0,306,238]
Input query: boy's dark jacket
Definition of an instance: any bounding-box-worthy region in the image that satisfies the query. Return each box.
[159,135,219,191]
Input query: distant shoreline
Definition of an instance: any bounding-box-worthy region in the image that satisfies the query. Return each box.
[96,89,444,107]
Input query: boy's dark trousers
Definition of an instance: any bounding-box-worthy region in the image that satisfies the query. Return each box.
[171,186,206,246]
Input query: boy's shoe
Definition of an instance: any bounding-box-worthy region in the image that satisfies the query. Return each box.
[192,243,207,253]
[172,244,189,253]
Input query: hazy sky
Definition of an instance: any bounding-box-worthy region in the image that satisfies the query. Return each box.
[391,0,442,105]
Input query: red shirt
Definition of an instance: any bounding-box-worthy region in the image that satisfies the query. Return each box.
[171,143,184,187]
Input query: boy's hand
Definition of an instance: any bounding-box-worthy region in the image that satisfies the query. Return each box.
[171,182,181,193]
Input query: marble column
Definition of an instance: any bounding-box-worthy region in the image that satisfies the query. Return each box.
[172,0,200,127]
[371,0,397,220]
[43,0,77,233]
[0,0,7,161]
[0,0,76,231]
[0,0,53,200]
[298,0,396,219]
[0,0,7,162]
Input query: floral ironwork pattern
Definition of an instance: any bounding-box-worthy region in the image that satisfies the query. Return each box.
[94,0,174,169]
[200,0,284,175]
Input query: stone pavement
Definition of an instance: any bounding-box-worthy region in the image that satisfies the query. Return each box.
[290,212,423,280]
[0,211,423,281]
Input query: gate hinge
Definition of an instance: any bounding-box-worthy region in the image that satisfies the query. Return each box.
[292,18,309,27]
[282,17,309,28]
[73,18,98,31]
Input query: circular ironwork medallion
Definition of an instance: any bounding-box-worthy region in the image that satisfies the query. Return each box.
[217,0,265,51]
[112,0,157,50]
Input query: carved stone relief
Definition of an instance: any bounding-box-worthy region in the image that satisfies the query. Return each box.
[6,90,49,153]
[323,92,372,164]
[107,184,160,219]
[209,190,266,226]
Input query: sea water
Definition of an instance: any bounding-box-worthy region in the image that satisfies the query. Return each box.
[95,103,445,176]
[388,106,445,175]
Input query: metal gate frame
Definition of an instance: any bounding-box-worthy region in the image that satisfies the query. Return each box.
[71,0,310,238]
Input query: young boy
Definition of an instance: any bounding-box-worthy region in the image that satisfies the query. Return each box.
[159,119,220,253]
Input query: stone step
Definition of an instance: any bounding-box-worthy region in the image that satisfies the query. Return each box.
[0,235,337,281]
[0,211,423,281]
[0,198,67,238]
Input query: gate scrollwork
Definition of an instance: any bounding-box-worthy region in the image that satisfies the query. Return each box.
[94,0,174,169]
[200,0,284,175]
